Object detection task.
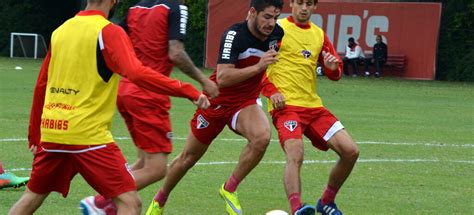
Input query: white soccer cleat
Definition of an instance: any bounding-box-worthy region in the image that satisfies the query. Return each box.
[79,196,106,215]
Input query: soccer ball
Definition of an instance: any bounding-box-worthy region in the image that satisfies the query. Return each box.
[266,209,288,215]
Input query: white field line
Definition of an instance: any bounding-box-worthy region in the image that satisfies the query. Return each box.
[6,158,473,172]
[1,137,473,148]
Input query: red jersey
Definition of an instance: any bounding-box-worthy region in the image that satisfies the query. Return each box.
[119,0,188,100]
[209,21,284,105]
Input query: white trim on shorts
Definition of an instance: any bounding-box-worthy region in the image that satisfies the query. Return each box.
[230,98,263,130]
[42,145,107,154]
[323,121,344,141]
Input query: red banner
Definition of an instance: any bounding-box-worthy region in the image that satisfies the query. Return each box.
[206,1,442,80]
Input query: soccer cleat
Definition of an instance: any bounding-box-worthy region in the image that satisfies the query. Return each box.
[80,196,117,215]
[364,71,370,77]
[0,172,29,189]
[219,183,242,215]
[80,196,106,215]
[316,199,343,215]
[294,204,316,215]
[145,199,164,215]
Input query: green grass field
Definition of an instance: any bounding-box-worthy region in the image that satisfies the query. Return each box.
[0,57,473,214]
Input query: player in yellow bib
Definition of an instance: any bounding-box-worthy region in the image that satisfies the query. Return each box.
[262,0,359,214]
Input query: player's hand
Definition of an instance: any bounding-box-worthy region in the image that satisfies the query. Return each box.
[322,51,339,71]
[202,79,219,99]
[193,94,210,109]
[256,49,279,72]
[29,144,38,155]
[270,92,285,110]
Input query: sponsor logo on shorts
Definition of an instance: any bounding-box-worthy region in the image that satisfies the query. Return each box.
[166,132,173,141]
[301,50,312,59]
[197,114,209,129]
[284,120,297,132]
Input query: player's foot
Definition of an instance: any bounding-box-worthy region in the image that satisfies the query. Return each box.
[375,72,380,78]
[80,196,117,215]
[364,71,370,77]
[0,172,29,189]
[294,204,315,215]
[219,183,242,215]
[145,199,164,215]
[352,74,358,78]
[316,199,342,215]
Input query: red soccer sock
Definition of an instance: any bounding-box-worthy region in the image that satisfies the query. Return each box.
[94,194,115,208]
[224,174,241,193]
[289,193,302,213]
[0,161,4,174]
[154,190,168,207]
[321,185,339,205]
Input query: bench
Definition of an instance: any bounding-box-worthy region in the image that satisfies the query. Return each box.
[384,54,406,77]
[337,52,406,77]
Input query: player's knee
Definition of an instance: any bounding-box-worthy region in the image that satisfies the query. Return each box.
[178,152,199,169]
[342,144,359,163]
[117,194,142,214]
[250,132,271,149]
[126,195,142,213]
[285,140,304,165]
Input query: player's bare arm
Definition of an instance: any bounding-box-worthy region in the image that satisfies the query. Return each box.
[322,51,339,71]
[169,40,219,98]
[217,49,278,87]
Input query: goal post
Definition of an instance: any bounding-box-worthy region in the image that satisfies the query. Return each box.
[10,32,47,59]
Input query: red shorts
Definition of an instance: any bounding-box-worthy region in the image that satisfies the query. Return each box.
[271,106,344,151]
[190,99,259,145]
[117,94,173,153]
[27,143,136,199]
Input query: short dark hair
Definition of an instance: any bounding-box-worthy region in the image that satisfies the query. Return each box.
[250,0,284,13]
[291,0,318,3]
[348,37,355,43]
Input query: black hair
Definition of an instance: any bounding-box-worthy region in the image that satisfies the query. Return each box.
[348,37,355,43]
[290,0,318,3]
[250,0,284,13]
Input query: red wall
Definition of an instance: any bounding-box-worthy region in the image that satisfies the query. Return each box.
[206,1,442,80]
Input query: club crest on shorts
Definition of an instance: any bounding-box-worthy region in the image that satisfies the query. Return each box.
[284,120,298,132]
[197,114,209,129]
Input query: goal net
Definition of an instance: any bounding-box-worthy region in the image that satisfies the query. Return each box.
[10,32,47,59]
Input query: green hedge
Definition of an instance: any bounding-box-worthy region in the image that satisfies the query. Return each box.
[436,0,474,81]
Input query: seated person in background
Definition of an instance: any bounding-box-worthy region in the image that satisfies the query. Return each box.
[364,35,387,78]
[343,37,365,77]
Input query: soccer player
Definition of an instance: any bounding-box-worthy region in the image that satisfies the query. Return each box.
[145,0,284,214]
[80,0,219,213]
[262,0,360,214]
[0,161,29,189]
[8,0,209,214]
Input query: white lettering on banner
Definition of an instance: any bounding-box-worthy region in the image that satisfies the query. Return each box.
[366,15,389,47]
[280,10,389,53]
[221,30,237,60]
